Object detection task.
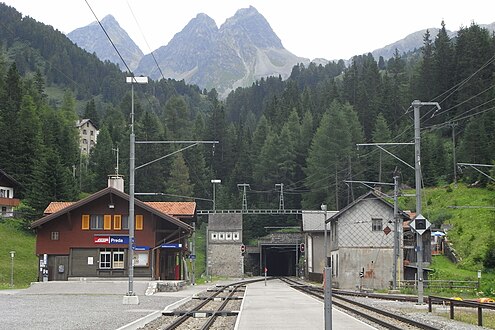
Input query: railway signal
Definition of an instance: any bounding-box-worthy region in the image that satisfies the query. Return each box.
[299,243,305,253]
[410,214,431,236]
[240,244,246,254]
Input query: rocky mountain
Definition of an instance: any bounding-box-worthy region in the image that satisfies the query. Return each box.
[68,9,495,96]
[135,6,308,96]
[67,15,143,72]
[371,23,495,60]
[370,28,454,60]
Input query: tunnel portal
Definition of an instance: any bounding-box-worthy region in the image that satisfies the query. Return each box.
[262,244,299,276]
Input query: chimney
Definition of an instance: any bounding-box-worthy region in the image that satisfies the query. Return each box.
[108,175,124,192]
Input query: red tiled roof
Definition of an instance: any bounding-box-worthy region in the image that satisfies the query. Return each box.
[144,202,196,216]
[32,187,192,231]
[44,202,75,214]
[44,201,196,217]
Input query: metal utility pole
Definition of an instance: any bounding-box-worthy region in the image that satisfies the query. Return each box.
[125,75,148,304]
[275,183,285,210]
[321,204,332,330]
[412,100,440,304]
[191,221,196,285]
[211,179,221,211]
[392,174,399,289]
[10,251,15,287]
[112,146,120,175]
[450,122,457,186]
[237,183,250,212]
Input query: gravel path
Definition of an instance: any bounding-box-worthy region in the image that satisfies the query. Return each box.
[0,280,204,330]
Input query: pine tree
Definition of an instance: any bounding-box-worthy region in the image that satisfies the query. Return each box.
[166,154,194,198]
[13,95,43,193]
[371,113,393,182]
[88,126,114,191]
[83,98,100,127]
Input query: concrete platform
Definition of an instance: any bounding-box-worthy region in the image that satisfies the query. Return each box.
[235,279,377,330]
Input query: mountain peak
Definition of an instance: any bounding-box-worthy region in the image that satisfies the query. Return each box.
[101,14,117,23]
[233,5,260,17]
[68,14,143,71]
[220,6,282,49]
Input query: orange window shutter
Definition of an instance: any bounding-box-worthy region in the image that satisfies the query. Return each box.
[136,215,143,230]
[114,215,122,230]
[82,215,90,230]
[104,215,112,230]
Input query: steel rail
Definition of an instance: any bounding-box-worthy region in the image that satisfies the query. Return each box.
[279,277,439,330]
[199,283,244,330]
[163,278,269,330]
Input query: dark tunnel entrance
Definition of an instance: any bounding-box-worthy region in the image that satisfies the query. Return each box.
[262,244,298,276]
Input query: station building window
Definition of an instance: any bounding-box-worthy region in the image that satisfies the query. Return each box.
[51,231,59,240]
[90,215,104,230]
[122,215,129,230]
[99,248,125,269]
[372,218,383,231]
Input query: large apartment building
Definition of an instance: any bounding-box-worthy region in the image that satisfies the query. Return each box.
[76,119,98,155]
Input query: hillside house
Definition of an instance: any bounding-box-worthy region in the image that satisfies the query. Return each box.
[0,169,20,217]
[76,119,98,155]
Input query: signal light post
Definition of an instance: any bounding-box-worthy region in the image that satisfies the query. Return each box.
[240,244,245,280]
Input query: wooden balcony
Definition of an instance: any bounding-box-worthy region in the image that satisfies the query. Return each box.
[0,197,20,207]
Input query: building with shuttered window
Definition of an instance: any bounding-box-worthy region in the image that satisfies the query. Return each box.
[31,176,194,281]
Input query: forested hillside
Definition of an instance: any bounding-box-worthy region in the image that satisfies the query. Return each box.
[0,3,493,248]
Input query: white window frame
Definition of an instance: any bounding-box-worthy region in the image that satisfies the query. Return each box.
[51,231,59,240]
[99,250,111,269]
[112,250,125,269]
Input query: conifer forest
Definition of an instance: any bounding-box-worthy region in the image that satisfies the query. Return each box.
[0,4,494,241]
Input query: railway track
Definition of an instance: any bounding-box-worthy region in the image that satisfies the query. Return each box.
[279,277,439,330]
[140,278,269,330]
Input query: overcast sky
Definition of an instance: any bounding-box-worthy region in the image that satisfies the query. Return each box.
[3,0,495,60]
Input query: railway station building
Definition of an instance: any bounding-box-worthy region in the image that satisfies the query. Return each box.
[303,191,411,290]
[31,176,194,281]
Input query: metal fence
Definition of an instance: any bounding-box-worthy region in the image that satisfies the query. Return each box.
[399,279,479,290]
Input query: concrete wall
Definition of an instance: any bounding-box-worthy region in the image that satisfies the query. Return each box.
[209,244,243,277]
[337,247,394,290]
[208,214,243,277]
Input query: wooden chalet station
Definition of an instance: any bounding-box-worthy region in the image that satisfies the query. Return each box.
[31,176,194,281]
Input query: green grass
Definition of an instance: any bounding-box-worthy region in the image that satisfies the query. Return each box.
[433,309,495,329]
[400,183,495,270]
[193,222,206,281]
[0,219,38,288]
[426,255,495,299]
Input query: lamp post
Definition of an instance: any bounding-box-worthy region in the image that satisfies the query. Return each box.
[124,76,148,305]
[9,251,15,288]
[321,204,332,330]
[211,179,221,211]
